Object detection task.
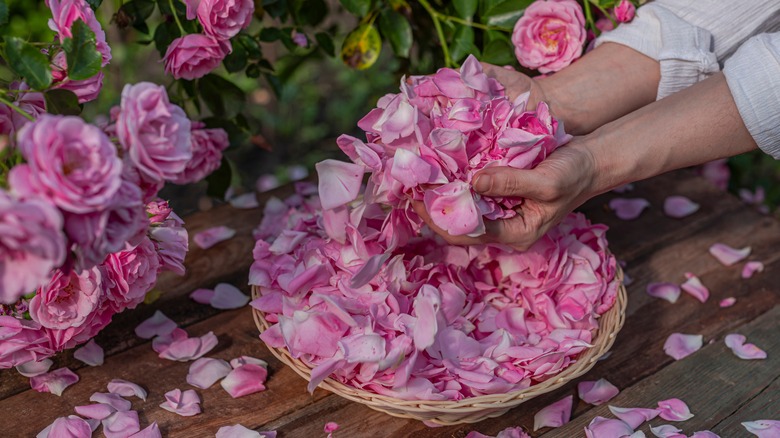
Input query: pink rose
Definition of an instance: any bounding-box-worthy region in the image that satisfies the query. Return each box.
[116,82,193,183]
[29,267,103,331]
[102,237,160,312]
[0,316,53,368]
[171,122,229,184]
[9,115,122,214]
[146,199,173,224]
[0,191,67,305]
[46,0,111,65]
[195,0,254,40]
[148,208,188,276]
[163,34,229,81]
[0,82,46,137]
[614,0,635,23]
[512,0,586,73]
[51,53,104,103]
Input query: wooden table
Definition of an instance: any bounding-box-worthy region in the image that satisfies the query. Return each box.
[1,170,778,437]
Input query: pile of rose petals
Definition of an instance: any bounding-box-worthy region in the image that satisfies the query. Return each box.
[250,181,619,400]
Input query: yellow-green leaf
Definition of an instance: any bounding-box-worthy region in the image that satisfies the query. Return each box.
[340,24,382,70]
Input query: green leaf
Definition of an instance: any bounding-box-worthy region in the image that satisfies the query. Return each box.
[315,32,335,57]
[453,0,477,19]
[339,0,372,16]
[62,20,102,81]
[482,0,534,28]
[0,0,8,26]
[340,24,382,70]
[118,0,156,33]
[223,41,248,73]
[263,0,289,19]
[44,89,81,116]
[4,37,52,90]
[449,25,476,63]
[198,74,246,119]
[258,27,286,42]
[205,156,232,198]
[203,117,250,149]
[293,0,327,26]
[245,63,261,78]
[378,9,412,58]
[237,35,262,59]
[85,0,103,9]
[153,21,180,57]
[481,38,515,65]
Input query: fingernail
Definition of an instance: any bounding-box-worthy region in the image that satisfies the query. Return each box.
[473,175,490,194]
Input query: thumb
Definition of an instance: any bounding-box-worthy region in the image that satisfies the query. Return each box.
[472,166,557,200]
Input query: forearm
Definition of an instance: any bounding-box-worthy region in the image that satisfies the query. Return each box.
[583,72,757,194]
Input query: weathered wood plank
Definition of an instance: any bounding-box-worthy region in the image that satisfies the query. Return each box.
[711,375,779,437]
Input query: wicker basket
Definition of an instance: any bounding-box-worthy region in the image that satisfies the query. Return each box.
[251,266,627,426]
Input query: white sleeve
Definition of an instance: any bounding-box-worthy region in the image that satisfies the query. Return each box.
[723,33,780,160]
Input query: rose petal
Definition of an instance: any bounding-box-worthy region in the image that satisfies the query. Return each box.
[187,357,232,389]
[135,310,177,339]
[742,420,780,437]
[534,395,573,430]
[160,389,201,416]
[102,410,141,438]
[608,406,661,429]
[657,398,694,421]
[130,422,162,438]
[316,159,364,210]
[194,226,236,249]
[709,243,751,266]
[73,339,104,366]
[650,424,683,437]
[681,273,709,303]
[324,422,339,433]
[16,359,53,377]
[741,261,764,279]
[663,333,703,360]
[664,196,700,218]
[209,283,250,309]
[423,181,482,236]
[158,331,218,362]
[689,432,720,438]
[37,416,93,438]
[719,297,736,308]
[646,283,681,304]
[189,288,214,304]
[724,334,767,360]
[221,363,268,398]
[30,367,79,396]
[75,402,116,420]
[629,432,647,438]
[90,392,132,411]
[230,356,269,369]
[609,198,650,220]
[230,193,260,209]
[578,379,620,405]
[107,379,148,400]
[584,416,635,438]
[216,425,273,438]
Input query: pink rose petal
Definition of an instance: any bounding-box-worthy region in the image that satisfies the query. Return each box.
[16,359,53,377]
[209,283,250,309]
[533,395,573,430]
[584,416,635,438]
[724,334,767,360]
[646,283,681,304]
[650,424,683,437]
[742,420,780,437]
[316,159,364,210]
[608,406,661,429]
[107,379,148,400]
[741,261,764,279]
[102,410,141,438]
[663,333,703,360]
[160,389,201,416]
[37,416,93,438]
[230,192,260,209]
[157,330,218,362]
[75,402,116,420]
[194,226,236,249]
[664,196,700,218]
[719,297,736,308]
[578,379,620,405]
[135,310,177,339]
[609,198,650,220]
[216,425,268,438]
[424,181,483,236]
[324,421,339,438]
[187,357,232,389]
[689,432,720,438]
[130,422,162,438]
[73,339,104,366]
[657,398,694,421]
[221,363,268,398]
[30,367,79,396]
[681,273,709,303]
[708,243,751,266]
[230,356,268,368]
[190,288,214,304]
[90,392,132,411]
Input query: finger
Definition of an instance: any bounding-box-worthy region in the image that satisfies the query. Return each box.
[472,167,557,200]
[411,200,491,246]
[484,212,545,251]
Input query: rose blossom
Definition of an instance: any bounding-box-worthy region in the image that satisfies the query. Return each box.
[0,82,46,137]
[194,0,254,41]
[46,0,111,65]
[0,191,67,305]
[28,267,103,331]
[9,115,122,214]
[103,237,160,311]
[171,122,229,184]
[116,82,193,183]
[512,0,586,73]
[51,53,104,103]
[163,34,229,81]
[0,316,53,368]
[148,206,188,276]
[614,0,636,23]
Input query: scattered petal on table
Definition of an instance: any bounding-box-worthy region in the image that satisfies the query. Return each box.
[152,328,188,354]
[650,424,683,437]
[75,403,116,420]
[719,297,736,308]
[608,406,661,429]
[73,339,104,366]
[664,196,700,218]
[230,356,269,369]
[221,364,268,398]
[135,310,177,339]
[646,283,681,304]
[85,418,100,432]
[681,273,709,303]
[37,416,93,438]
[629,432,647,438]
[160,389,202,417]
[495,427,530,438]
[210,283,250,309]
[578,379,620,405]
[129,422,162,438]
[664,333,703,360]
[609,198,650,220]
[157,330,218,362]
[194,226,236,249]
[102,410,141,438]
[90,392,132,411]
[216,424,264,438]
[533,395,573,430]
[15,359,53,377]
[657,398,694,421]
[230,192,260,209]
[724,334,767,360]
[30,367,79,396]
[187,357,232,389]
[689,431,720,438]
[325,421,339,437]
[189,288,214,304]
[584,416,635,438]
[709,243,751,266]
[742,420,780,437]
[107,379,148,400]
[741,261,764,279]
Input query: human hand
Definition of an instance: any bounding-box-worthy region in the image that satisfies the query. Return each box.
[480,62,548,109]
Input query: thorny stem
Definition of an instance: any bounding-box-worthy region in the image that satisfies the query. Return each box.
[419,0,453,67]
[169,0,187,36]
[0,95,34,122]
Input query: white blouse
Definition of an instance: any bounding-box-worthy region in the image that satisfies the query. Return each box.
[595,0,780,159]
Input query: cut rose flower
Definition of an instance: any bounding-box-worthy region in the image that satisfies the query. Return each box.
[511,0,586,73]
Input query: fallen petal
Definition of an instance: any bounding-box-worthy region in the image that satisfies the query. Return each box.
[210,283,250,309]
[533,395,573,430]
[160,389,202,417]
[159,331,218,362]
[741,261,764,279]
[216,425,264,438]
[689,432,720,438]
[230,192,260,209]
[650,424,683,437]
[130,422,162,438]
[609,198,650,220]
[230,356,269,369]
[75,403,116,420]
[189,288,214,304]
[324,421,339,437]
[664,196,700,218]
[37,416,92,438]
[646,283,681,304]
[742,420,780,437]
[578,379,620,405]
[221,364,268,398]
[608,406,661,429]
[584,416,635,438]
[73,339,104,366]
[709,243,751,266]
[681,273,709,303]
[102,410,140,438]
[663,333,703,360]
[135,310,177,339]
[194,226,237,249]
[107,379,148,400]
[16,359,53,377]
[724,334,767,360]
[657,398,694,421]
[187,357,232,389]
[719,297,736,308]
[30,367,79,396]
[90,392,132,411]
